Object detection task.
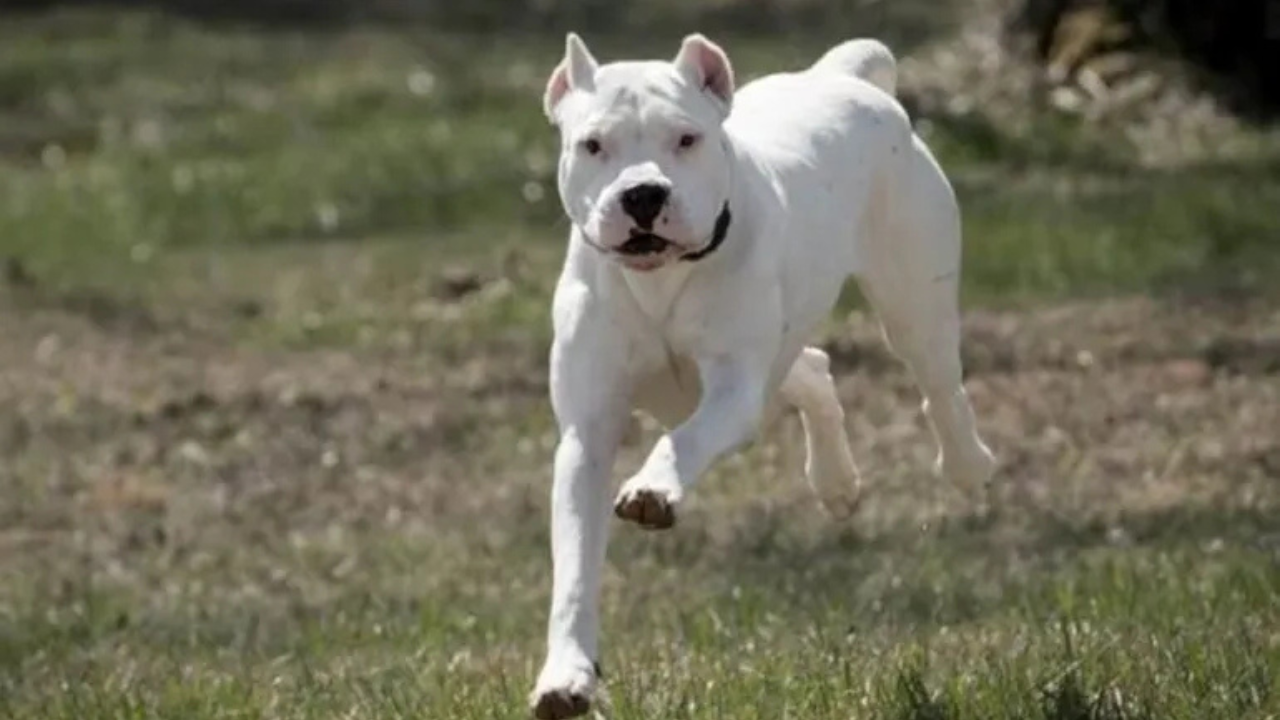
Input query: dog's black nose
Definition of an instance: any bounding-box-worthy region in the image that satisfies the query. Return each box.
[620,183,669,228]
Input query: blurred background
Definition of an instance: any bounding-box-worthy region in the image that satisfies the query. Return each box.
[1,1,1278,717]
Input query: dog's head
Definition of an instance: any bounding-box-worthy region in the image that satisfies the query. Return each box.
[543,33,735,272]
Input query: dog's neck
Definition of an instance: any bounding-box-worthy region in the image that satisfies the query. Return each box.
[616,246,697,323]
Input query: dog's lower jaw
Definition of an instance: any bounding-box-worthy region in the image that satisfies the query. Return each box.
[617,255,670,273]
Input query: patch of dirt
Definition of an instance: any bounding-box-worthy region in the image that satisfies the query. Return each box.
[815,295,1279,539]
[0,293,550,587]
[0,289,1277,593]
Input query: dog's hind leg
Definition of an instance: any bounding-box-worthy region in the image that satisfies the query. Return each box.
[855,144,996,498]
[860,266,995,497]
[780,346,862,517]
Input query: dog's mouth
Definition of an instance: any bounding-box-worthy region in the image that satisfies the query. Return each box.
[617,232,673,257]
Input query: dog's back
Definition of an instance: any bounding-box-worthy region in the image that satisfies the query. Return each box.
[725,39,913,287]
[726,38,906,165]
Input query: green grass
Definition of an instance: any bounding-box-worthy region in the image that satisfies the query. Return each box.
[2,9,1278,303]
[1,7,1279,720]
[2,515,1277,718]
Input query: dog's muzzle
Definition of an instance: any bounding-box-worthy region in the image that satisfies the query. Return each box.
[619,183,670,229]
[605,203,732,269]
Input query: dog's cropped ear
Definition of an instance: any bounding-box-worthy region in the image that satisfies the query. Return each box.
[674,34,734,112]
[544,32,599,122]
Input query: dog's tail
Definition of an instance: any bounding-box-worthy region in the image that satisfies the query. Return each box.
[811,39,896,96]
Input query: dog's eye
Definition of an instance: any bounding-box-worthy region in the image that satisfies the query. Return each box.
[582,137,603,156]
[677,133,701,150]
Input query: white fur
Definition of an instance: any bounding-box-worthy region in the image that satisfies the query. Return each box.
[530,34,996,720]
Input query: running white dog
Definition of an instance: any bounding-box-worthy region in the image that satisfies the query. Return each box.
[530,32,996,719]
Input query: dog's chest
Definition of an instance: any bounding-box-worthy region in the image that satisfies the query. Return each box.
[616,267,713,365]
[610,268,723,425]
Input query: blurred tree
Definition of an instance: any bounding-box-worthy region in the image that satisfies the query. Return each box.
[1016,0,1280,116]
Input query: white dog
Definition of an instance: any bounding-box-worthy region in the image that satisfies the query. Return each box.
[530,32,996,719]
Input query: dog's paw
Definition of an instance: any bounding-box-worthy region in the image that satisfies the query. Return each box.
[814,487,863,520]
[934,442,997,492]
[531,689,590,720]
[805,455,863,520]
[530,656,599,720]
[614,473,682,530]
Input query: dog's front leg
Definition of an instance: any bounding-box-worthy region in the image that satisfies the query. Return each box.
[531,298,630,720]
[614,353,772,529]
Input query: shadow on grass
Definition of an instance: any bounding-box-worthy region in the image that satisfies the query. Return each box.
[658,501,1280,631]
[886,661,1160,720]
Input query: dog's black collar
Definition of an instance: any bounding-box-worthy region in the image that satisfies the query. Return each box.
[681,202,731,262]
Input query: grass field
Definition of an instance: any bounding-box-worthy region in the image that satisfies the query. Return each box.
[1,8,1279,719]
